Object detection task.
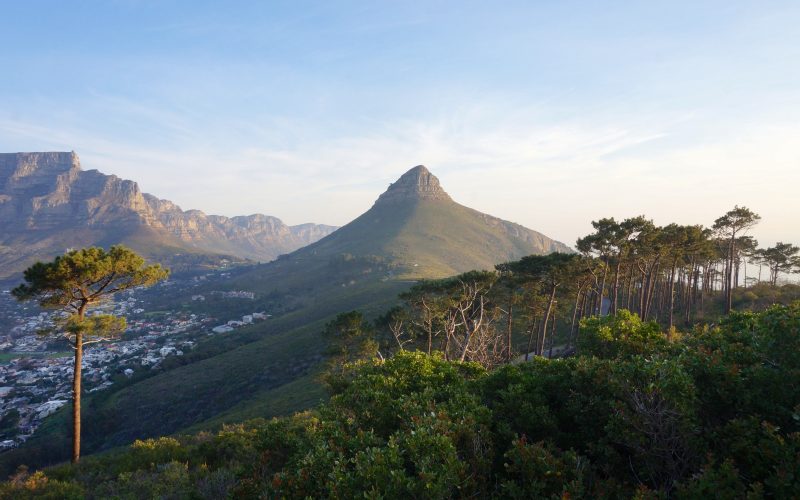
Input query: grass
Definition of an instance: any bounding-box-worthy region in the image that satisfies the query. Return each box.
[292,198,570,280]
[182,371,327,434]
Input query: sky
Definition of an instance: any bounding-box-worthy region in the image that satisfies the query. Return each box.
[1,1,798,248]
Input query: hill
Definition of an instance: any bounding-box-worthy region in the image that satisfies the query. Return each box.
[0,164,568,472]
[0,152,336,280]
[292,165,570,278]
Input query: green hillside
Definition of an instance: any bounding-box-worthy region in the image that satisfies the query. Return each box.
[0,165,570,472]
[5,303,800,497]
[294,166,571,279]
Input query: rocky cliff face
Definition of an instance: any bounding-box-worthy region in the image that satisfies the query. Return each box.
[375,165,453,205]
[0,152,166,229]
[140,194,337,260]
[0,152,337,279]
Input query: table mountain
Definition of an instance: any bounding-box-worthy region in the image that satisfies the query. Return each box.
[0,152,336,280]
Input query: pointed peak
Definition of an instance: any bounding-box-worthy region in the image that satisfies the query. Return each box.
[405,164,431,176]
[375,165,452,205]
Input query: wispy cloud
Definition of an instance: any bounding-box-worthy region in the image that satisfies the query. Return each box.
[1,98,797,248]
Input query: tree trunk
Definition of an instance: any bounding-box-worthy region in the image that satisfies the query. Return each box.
[569,286,583,349]
[685,260,697,325]
[525,318,538,361]
[72,307,84,464]
[427,327,432,355]
[725,237,736,314]
[506,302,513,363]
[596,258,608,315]
[548,309,557,358]
[442,327,450,361]
[538,286,557,355]
[611,256,622,316]
[624,267,633,310]
[743,255,747,288]
[667,260,677,334]
[638,266,647,316]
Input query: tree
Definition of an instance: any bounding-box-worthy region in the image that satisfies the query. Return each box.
[12,246,169,463]
[759,242,800,285]
[610,216,651,316]
[494,263,526,362]
[506,253,580,356]
[400,281,448,355]
[713,206,760,314]
[576,219,615,315]
[322,310,379,390]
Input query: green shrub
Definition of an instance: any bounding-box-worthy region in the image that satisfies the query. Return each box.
[578,309,668,359]
[500,437,587,499]
[6,304,800,498]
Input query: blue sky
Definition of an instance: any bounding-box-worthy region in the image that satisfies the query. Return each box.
[1,1,798,247]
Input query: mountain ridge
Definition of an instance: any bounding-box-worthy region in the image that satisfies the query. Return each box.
[0,152,337,278]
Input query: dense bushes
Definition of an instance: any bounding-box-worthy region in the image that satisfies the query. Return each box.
[2,304,799,498]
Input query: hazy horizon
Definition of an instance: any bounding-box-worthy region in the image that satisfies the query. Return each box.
[1,1,798,247]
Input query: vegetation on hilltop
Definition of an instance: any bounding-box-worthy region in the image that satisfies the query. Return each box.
[2,204,798,489]
[3,303,799,498]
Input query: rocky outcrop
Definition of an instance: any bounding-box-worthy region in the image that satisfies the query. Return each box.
[0,152,337,278]
[375,165,453,205]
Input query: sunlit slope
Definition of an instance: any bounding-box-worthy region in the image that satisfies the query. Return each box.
[290,166,571,280]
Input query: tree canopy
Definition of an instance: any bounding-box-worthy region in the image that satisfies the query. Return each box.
[12,245,168,463]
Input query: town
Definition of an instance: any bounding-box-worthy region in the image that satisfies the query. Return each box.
[0,272,271,450]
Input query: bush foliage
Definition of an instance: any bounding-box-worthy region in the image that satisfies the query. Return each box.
[2,304,799,498]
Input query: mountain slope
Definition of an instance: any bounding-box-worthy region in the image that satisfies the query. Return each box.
[0,152,336,279]
[292,165,571,278]
[0,164,570,471]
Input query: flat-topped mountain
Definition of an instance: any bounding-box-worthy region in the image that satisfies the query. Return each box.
[0,152,336,279]
[292,165,571,278]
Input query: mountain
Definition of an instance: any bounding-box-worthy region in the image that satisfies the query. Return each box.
[0,164,571,471]
[290,165,571,278]
[0,152,337,279]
